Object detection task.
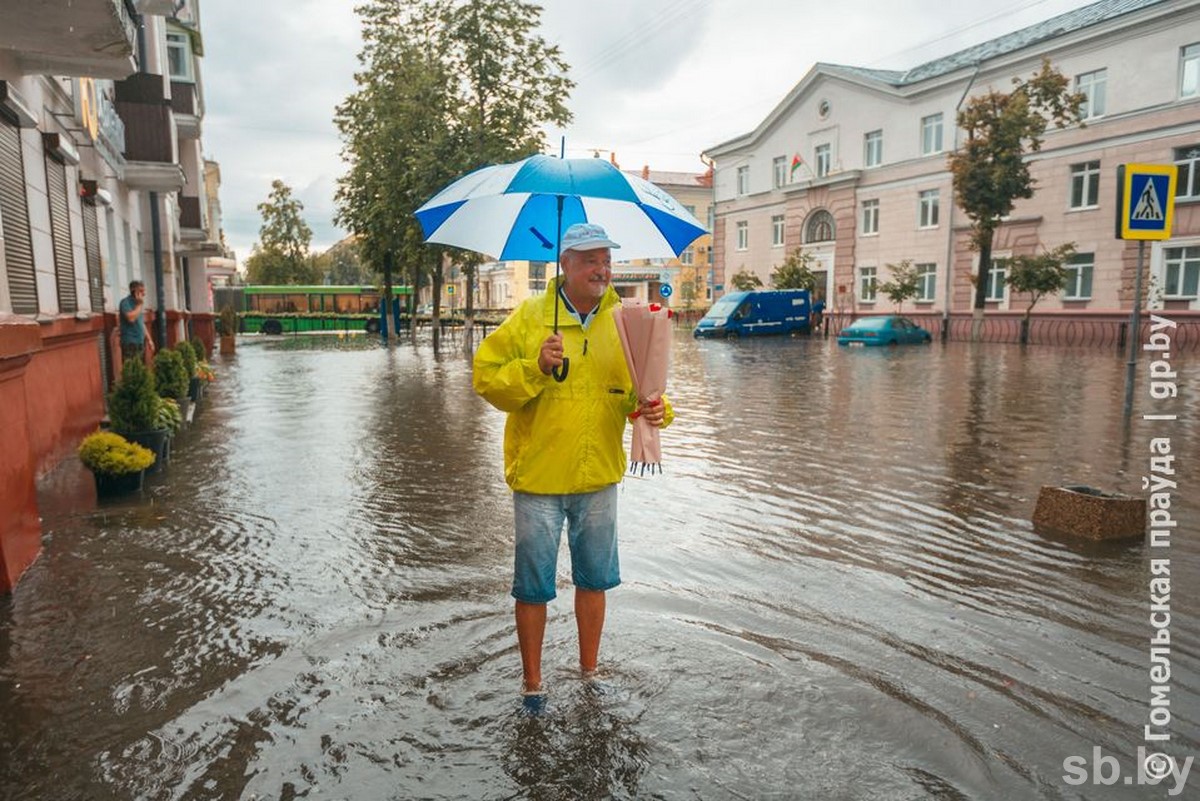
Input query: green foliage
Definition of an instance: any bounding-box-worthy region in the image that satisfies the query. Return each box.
[949,59,1084,311]
[877,260,921,312]
[317,238,373,285]
[335,0,573,317]
[174,340,197,379]
[244,180,321,285]
[771,249,818,291]
[219,306,238,337]
[188,337,207,363]
[154,397,183,433]
[676,268,707,310]
[1003,242,1076,316]
[730,269,763,291]
[109,358,159,434]
[78,430,155,476]
[153,349,190,401]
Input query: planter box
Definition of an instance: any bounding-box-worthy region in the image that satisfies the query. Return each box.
[124,428,170,473]
[188,376,203,403]
[93,469,145,497]
[1032,485,1146,540]
[219,334,235,355]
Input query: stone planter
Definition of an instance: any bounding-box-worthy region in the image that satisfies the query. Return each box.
[1032,485,1146,540]
[219,334,236,355]
[93,469,145,497]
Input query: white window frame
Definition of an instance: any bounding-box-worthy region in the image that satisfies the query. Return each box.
[1181,43,1200,99]
[681,247,694,266]
[772,156,786,189]
[814,144,831,178]
[1070,161,1101,209]
[859,266,877,302]
[915,263,937,301]
[736,221,748,251]
[736,166,749,196]
[1164,245,1200,298]
[861,199,879,236]
[1075,69,1107,120]
[918,189,939,229]
[921,113,943,156]
[864,130,882,168]
[771,214,785,247]
[166,28,195,83]
[1175,145,1200,200]
[986,259,1008,302]
[1063,253,1094,300]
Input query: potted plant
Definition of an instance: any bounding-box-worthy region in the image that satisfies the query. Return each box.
[174,341,201,405]
[109,358,170,472]
[219,306,238,355]
[187,338,208,401]
[154,348,191,423]
[78,430,155,496]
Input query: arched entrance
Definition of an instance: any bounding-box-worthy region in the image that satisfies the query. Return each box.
[801,209,836,304]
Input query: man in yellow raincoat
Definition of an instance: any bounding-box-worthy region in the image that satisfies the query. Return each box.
[473,222,673,706]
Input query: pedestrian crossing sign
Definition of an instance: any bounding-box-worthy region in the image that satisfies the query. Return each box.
[1117,163,1177,240]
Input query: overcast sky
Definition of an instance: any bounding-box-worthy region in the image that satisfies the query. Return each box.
[199,0,1099,260]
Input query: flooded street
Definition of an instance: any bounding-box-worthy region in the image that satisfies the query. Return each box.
[2,330,1198,800]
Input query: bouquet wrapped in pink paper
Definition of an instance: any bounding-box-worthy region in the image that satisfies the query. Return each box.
[612,300,672,475]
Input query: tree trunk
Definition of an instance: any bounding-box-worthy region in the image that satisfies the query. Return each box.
[431,253,444,349]
[463,262,476,350]
[382,251,394,340]
[971,228,995,342]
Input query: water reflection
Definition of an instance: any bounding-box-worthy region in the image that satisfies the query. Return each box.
[1,332,1197,800]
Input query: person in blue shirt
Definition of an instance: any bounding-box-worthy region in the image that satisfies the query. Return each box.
[118,280,155,363]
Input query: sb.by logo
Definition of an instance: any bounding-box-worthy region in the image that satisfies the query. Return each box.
[1063,747,1194,796]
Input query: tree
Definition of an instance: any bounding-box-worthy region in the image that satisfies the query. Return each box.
[316,237,373,285]
[877,260,921,312]
[949,59,1084,330]
[1003,242,1076,343]
[676,264,707,312]
[244,180,320,284]
[771,248,817,291]
[730,269,763,291]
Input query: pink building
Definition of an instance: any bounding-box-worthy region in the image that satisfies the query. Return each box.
[704,0,1200,342]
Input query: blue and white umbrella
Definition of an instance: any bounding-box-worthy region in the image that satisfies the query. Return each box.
[414,154,707,262]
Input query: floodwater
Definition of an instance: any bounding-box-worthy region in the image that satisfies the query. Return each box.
[2,329,1198,801]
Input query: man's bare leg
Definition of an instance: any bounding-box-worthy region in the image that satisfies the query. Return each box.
[575,588,606,673]
[515,600,547,692]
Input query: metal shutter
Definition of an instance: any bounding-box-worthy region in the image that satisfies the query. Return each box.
[82,200,103,312]
[0,116,37,314]
[45,153,76,313]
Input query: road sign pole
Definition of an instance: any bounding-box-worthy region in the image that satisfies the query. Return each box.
[1123,240,1146,418]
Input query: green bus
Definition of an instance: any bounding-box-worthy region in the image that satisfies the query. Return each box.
[213,285,413,334]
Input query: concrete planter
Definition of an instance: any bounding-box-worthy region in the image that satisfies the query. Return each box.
[1032,485,1146,540]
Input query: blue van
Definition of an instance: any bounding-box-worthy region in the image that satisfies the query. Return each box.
[693,289,812,339]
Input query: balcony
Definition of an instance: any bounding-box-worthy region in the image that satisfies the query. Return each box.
[178,195,207,239]
[170,81,202,140]
[114,73,184,192]
[0,0,137,79]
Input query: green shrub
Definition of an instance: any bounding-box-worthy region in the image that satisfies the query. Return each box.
[189,337,207,363]
[154,349,189,401]
[109,358,159,434]
[174,340,197,378]
[154,396,183,433]
[78,430,155,475]
[219,306,238,337]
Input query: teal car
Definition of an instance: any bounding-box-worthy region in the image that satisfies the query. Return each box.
[837,315,932,346]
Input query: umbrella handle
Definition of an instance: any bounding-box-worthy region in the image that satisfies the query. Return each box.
[553,357,569,382]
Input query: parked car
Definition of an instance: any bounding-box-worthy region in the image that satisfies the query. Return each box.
[837,315,932,347]
[693,289,811,339]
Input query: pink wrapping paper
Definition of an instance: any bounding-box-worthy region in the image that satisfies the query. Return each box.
[612,300,672,474]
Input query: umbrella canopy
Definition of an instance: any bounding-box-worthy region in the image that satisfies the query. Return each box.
[414,155,706,261]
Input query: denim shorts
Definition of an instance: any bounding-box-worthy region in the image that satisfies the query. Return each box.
[512,485,620,603]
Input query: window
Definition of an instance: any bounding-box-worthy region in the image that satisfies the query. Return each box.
[771,214,785,247]
[683,204,696,217]
[1064,252,1094,299]
[815,144,831,178]
[681,247,694,265]
[166,29,194,82]
[1075,69,1107,119]
[986,259,1007,301]
[864,130,882,168]
[736,221,748,251]
[916,263,936,301]
[736,166,749,195]
[1070,161,1101,208]
[1182,43,1200,98]
[1164,246,1200,297]
[919,189,939,228]
[773,156,786,188]
[1176,145,1200,199]
[0,116,38,314]
[861,199,879,235]
[859,266,877,302]
[921,113,943,155]
[804,210,835,243]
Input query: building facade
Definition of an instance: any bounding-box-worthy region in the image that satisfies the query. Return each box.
[703,0,1200,332]
[0,0,228,592]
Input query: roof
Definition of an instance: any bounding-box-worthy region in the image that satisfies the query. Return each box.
[624,168,712,189]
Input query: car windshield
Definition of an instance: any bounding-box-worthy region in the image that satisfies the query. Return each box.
[847,317,889,330]
[706,297,742,319]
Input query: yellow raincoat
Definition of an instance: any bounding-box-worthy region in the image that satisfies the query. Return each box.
[473,280,674,495]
